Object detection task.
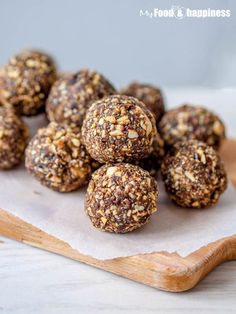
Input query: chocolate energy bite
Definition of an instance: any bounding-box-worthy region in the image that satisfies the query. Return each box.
[135,132,165,177]
[159,104,225,150]
[0,50,57,116]
[85,163,158,233]
[25,122,93,192]
[82,95,157,163]
[46,69,116,129]
[161,140,227,208]
[121,82,165,123]
[0,106,29,169]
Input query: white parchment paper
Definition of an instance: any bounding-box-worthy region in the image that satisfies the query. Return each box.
[0,114,235,260]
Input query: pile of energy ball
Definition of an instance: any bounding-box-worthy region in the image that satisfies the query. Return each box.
[0,49,227,234]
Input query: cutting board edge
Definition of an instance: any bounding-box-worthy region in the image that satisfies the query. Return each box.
[0,207,236,292]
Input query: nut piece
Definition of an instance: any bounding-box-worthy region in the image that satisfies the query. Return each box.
[85,163,158,233]
[121,82,165,123]
[82,95,157,163]
[25,122,93,192]
[159,104,226,150]
[161,140,227,208]
[0,106,29,169]
[46,69,116,129]
[0,50,57,116]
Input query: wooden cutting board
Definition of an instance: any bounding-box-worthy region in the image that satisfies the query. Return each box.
[0,139,235,292]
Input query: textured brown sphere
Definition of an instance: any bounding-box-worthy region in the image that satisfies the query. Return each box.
[0,106,29,169]
[25,122,93,192]
[0,50,57,116]
[159,104,226,150]
[46,69,116,129]
[135,132,165,177]
[121,82,165,123]
[85,163,158,233]
[161,140,227,208]
[82,95,157,163]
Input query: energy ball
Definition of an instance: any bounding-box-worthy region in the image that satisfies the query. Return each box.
[159,104,225,150]
[0,106,29,169]
[0,50,57,116]
[135,132,165,177]
[46,69,116,129]
[121,82,165,123]
[82,95,157,163]
[161,140,227,208]
[85,163,158,233]
[25,122,93,192]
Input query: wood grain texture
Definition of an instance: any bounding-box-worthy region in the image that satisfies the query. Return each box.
[1,236,235,314]
[0,139,235,292]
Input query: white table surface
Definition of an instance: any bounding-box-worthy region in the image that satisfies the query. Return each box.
[0,88,236,314]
